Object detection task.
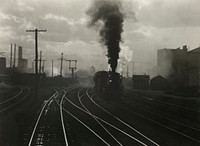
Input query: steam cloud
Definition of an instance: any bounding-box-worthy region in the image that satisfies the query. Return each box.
[86,0,124,72]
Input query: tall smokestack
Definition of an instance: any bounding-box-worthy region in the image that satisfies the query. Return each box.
[10,44,13,67]
[18,46,22,69]
[87,0,124,72]
[13,44,16,67]
[18,46,22,60]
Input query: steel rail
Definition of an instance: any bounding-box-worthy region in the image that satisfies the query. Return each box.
[0,88,30,113]
[28,90,59,146]
[55,88,110,146]
[0,88,23,105]
[86,89,160,146]
[114,102,200,144]
[63,88,147,146]
[78,88,123,146]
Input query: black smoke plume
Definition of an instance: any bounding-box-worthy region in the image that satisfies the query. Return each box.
[86,0,124,72]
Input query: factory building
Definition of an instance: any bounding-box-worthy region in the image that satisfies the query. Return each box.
[0,57,6,74]
[16,46,28,73]
[19,59,28,71]
[188,47,200,88]
[18,46,23,69]
[132,75,150,90]
[157,45,188,89]
[150,75,168,91]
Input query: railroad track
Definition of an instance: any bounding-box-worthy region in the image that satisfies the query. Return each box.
[0,87,30,113]
[0,86,21,99]
[106,92,200,145]
[126,90,200,113]
[26,86,200,145]
[27,88,72,146]
[124,91,200,127]
[60,87,159,146]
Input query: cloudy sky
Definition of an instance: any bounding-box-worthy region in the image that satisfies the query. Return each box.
[1,0,200,75]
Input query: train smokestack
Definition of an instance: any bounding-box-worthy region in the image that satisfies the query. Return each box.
[87,0,124,72]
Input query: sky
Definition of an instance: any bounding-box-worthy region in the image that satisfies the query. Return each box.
[1,0,200,76]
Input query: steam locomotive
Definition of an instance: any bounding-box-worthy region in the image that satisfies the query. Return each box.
[94,71,123,100]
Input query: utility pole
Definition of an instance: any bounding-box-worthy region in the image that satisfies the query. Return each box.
[52,60,54,77]
[10,44,12,67]
[127,65,129,78]
[39,51,42,74]
[13,44,16,67]
[58,53,64,77]
[65,59,77,79]
[26,29,46,75]
[132,61,135,75]
[42,60,45,73]
[26,28,46,100]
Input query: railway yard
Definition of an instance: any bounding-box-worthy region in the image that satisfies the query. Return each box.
[0,85,200,146]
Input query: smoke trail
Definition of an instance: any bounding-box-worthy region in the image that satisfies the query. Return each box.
[86,0,124,72]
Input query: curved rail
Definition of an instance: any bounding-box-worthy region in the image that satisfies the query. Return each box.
[86,89,160,146]
[28,90,59,146]
[0,88,23,105]
[59,88,110,146]
[62,88,151,146]
[78,88,123,146]
[0,88,30,113]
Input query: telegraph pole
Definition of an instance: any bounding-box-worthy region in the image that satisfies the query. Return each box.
[65,59,77,79]
[26,28,46,100]
[59,53,64,77]
[13,44,16,67]
[10,44,13,67]
[52,60,54,77]
[42,60,45,73]
[39,51,42,73]
[126,65,129,78]
[26,29,46,75]
[132,61,135,75]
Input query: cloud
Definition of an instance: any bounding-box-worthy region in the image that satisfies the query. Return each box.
[1,0,200,75]
[138,0,200,28]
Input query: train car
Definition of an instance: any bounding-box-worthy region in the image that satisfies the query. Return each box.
[94,71,123,100]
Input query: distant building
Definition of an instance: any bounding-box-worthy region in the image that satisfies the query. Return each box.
[188,47,200,88]
[18,46,23,70]
[75,69,90,78]
[132,75,150,90]
[123,77,132,88]
[90,66,96,76]
[17,46,29,73]
[157,45,188,89]
[19,59,28,71]
[150,75,168,91]
[0,57,6,74]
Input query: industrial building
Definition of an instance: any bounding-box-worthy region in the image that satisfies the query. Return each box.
[17,46,28,72]
[150,75,168,91]
[188,47,200,88]
[132,75,150,90]
[157,45,188,89]
[0,57,6,74]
